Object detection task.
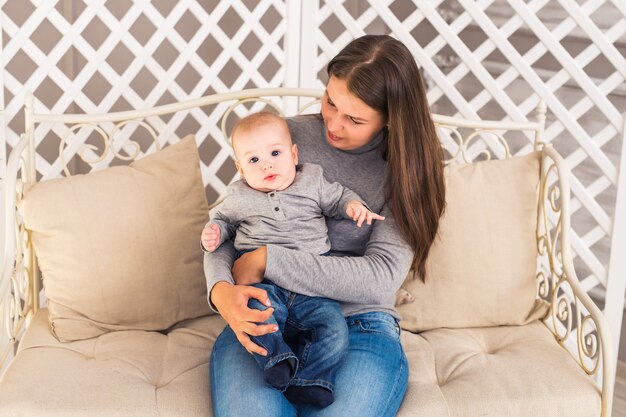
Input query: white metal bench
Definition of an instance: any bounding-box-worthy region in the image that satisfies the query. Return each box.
[0,88,613,416]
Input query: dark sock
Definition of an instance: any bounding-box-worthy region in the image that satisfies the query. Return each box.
[284,385,334,408]
[264,360,292,388]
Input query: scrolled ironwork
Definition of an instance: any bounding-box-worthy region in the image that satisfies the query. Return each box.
[435,125,514,165]
[221,98,285,146]
[536,271,549,299]
[434,124,463,165]
[537,148,605,386]
[578,313,600,375]
[295,98,322,116]
[59,120,159,176]
[1,151,34,372]
[462,129,512,163]
[108,120,160,160]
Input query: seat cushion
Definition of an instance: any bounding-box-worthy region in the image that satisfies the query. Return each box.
[19,136,212,342]
[399,152,549,332]
[0,310,600,417]
[0,309,226,417]
[397,320,601,417]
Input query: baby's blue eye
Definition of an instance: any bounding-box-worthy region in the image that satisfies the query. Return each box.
[271,150,280,156]
[250,157,259,163]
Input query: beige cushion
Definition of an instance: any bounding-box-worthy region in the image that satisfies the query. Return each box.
[397,321,601,417]
[399,152,549,332]
[20,136,211,342]
[0,310,600,417]
[0,308,225,417]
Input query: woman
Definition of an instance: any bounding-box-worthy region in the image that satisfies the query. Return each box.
[206,34,446,417]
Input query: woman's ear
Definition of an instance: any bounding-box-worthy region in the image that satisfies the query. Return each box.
[292,144,299,165]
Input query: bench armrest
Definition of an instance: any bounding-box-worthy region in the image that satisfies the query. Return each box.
[537,144,614,417]
[0,136,36,376]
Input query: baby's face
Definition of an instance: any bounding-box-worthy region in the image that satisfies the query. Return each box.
[233,121,298,192]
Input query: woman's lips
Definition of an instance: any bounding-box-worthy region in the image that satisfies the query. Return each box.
[327,130,342,142]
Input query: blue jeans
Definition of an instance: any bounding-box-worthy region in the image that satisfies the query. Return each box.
[247,281,349,395]
[210,311,408,417]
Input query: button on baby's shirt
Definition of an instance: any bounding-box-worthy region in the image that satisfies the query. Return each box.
[267,191,286,220]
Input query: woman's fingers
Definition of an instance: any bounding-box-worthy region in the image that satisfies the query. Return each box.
[211,282,278,356]
[242,321,278,337]
[243,285,271,307]
[241,304,274,323]
[233,330,268,356]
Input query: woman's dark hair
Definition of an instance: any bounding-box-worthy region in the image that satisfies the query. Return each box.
[327,34,446,282]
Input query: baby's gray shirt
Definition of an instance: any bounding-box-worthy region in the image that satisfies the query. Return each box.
[209,163,364,254]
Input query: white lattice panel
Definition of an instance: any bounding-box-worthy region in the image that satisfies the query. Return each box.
[1,0,289,203]
[0,0,625,367]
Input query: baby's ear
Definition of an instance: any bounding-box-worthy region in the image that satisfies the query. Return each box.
[235,160,244,177]
[292,144,299,165]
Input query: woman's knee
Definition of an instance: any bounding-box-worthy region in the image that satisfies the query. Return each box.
[210,327,297,417]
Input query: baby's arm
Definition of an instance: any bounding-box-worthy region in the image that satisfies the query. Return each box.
[200,196,237,253]
[345,200,385,227]
[201,217,235,252]
[313,164,384,226]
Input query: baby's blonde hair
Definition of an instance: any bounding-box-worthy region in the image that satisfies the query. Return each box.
[231,111,290,148]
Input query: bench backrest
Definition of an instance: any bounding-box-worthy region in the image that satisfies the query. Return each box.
[2,87,548,366]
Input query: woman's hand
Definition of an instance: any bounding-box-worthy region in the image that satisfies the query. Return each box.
[232,246,267,285]
[210,281,277,356]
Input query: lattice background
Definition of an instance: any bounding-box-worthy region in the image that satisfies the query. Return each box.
[298,0,626,359]
[1,0,625,360]
[1,0,288,203]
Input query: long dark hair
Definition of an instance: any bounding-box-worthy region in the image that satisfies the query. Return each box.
[327,34,446,282]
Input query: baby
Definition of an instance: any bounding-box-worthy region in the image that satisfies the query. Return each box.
[202,111,384,408]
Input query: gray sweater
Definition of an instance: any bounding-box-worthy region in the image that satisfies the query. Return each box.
[210,163,364,254]
[204,114,413,319]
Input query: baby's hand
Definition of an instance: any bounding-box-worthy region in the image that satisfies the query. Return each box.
[346,200,385,227]
[201,224,221,252]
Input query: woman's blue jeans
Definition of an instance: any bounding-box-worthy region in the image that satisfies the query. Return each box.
[210,311,408,417]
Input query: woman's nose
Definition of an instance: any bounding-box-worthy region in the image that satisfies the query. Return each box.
[327,115,342,132]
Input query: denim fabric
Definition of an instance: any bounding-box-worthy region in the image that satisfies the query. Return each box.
[210,311,408,417]
[247,281,349,393]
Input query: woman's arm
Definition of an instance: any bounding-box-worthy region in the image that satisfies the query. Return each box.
[204,240,277,355]
[264,206,413,304]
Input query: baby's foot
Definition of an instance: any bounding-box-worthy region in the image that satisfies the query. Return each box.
[264,360,292,388]
[284,385,333,408]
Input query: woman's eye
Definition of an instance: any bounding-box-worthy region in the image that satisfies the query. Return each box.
[271,150,280,156]
[249,157,259,164]
[326,98,336,107]
[349,117,361,125]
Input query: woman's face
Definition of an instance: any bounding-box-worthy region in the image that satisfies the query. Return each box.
[321,76,385,151]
